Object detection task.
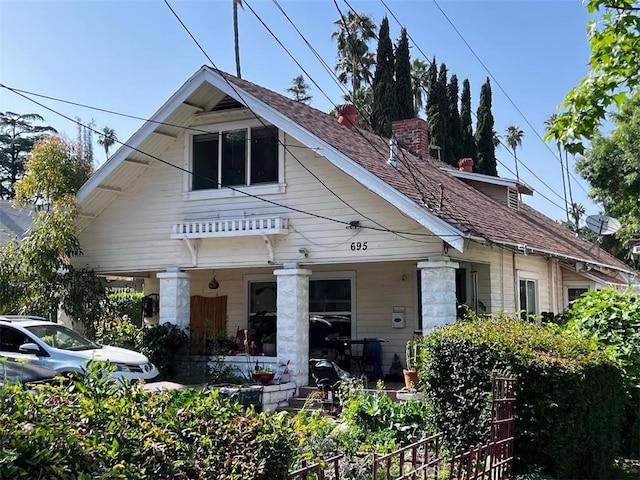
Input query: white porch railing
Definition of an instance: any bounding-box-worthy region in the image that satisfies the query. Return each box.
[171,216,289,239]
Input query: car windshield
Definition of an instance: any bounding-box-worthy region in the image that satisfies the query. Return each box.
[27,325,100,351]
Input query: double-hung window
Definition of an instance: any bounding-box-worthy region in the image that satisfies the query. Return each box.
[190,122,280,192]
[517,271,539,320]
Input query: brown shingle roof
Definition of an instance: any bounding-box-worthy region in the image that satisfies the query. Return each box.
[216,68,633,275]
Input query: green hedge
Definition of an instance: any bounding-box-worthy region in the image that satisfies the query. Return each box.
[421,314,625,479]
[0,372,296,479]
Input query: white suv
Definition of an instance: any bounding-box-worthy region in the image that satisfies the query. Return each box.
[0,316,158,381]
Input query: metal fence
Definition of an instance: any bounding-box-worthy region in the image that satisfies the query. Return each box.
[288,376,516,480]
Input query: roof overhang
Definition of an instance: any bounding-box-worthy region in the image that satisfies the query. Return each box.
[77,67,465,251]
[443,168,534,195]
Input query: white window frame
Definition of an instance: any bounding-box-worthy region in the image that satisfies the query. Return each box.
[244,271,357,338]
[563,281,592,308]
[517,270,539,318]
[183,119,285,201]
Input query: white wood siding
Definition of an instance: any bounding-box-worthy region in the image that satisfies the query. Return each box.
[76,135,443,274]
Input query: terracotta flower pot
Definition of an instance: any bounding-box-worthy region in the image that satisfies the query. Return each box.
[403,369,420,390]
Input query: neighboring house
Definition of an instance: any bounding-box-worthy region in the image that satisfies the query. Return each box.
[73,66,637,387]
[0,199,33,245]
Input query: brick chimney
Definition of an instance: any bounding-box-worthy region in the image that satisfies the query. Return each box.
[337,103,358,130]
[391,118,429,159]
[458,157,474,172]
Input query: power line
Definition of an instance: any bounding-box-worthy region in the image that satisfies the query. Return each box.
[429,0,590,197]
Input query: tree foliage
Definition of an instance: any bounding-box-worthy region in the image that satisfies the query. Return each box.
[460,78,477,163]
[394,28,414,121]
[504,125,524,180]
[575,91,640,266]
[371,16,396,138]
[0,136,103,331]
[13,136,92,207]
[446,74,463,166]
[286,74,312,104]
[97,126,117,161]
[332,11,377,101]
[475,78,497,176]
[544,0,640,153]
[411,59,428,116]
[0,112,57,200]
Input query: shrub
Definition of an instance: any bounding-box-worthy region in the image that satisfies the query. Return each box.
[563,288,640,456]
[95,314,143,350]
[140,323,188,376]
[0,371,297,479]
[422,312,625,479]
[106,291,144,327]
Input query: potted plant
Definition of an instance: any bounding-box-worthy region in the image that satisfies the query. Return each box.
[261,333,276,357]
[403,338,422,391]
[252,364,275,385]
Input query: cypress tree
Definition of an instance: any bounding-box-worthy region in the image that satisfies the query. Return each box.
[434,63,449,163]
[475,78,497,176]
[446,74,463,166]
[426,58,441,160]
[460,78,477,163]
[371,16,396,138]
[394,28,414,120]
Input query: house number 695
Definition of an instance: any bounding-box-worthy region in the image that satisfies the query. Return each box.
[350,242,368,251]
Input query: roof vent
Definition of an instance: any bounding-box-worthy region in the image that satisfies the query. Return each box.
[507,188,519,210]
[387,136,398,168]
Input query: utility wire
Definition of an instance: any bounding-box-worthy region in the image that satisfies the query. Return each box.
[376,0,578,214]
[1,81,450,240]
[429,0,590,197]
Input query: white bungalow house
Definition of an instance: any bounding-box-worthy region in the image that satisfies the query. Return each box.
[73,66,637,387]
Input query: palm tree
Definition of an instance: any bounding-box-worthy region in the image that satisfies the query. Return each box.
[98,126,117,160]
[571,202,586,232]
[545,114,571,224]
[332,11,377,100]
[233,0,243,78]
[411,59,428,116]
[504,125,524,181]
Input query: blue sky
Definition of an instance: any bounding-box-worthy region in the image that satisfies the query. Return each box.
[0,0,601,222]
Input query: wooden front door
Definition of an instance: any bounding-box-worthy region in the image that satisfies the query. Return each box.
[190,295,227,354]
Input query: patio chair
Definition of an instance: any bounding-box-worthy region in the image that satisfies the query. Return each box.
[309,359,351,414]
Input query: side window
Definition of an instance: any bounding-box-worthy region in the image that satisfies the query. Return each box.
[0,326,31,353]
[519,279,538,320]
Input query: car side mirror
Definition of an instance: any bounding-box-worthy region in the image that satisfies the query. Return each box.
[19,343,44,356]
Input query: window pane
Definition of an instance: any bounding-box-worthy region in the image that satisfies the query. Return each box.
[526,281,536,315]
[222,129,246,186]
[250,282,277,314]
[568,288,588,303]
[309,279,352,353]
[248,282,277,355]
[250,126,278,184]
[310,279,351,312]
[192,134,219,190]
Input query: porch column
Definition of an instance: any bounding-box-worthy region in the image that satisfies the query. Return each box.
[156,267,191,331]
[418,255,459,332]
[274,265,312,387]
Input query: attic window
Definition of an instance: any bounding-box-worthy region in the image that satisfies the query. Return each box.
[507,188,519,210]
[212,96,245,112]
[192,125,279,190]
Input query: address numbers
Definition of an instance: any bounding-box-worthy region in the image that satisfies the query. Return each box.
[350,242,368,251]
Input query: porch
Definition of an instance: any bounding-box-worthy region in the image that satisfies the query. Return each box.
[144,258,487,388]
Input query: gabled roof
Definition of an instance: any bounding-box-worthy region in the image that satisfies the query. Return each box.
[77,66,636,277]
[0,199,32,245]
